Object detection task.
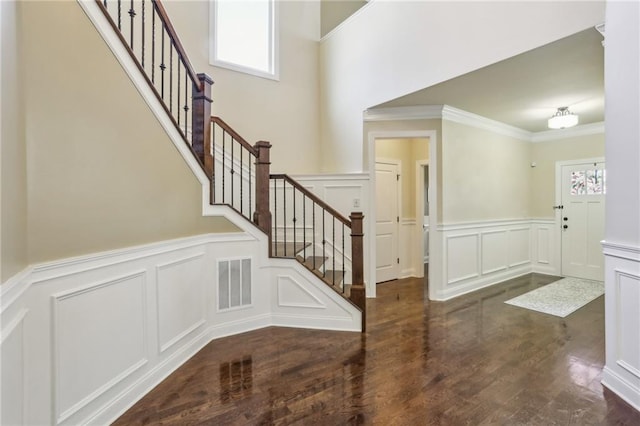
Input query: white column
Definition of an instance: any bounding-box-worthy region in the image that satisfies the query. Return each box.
[601,0,640,411]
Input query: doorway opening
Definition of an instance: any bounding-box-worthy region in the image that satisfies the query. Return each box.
[371,136,431,292]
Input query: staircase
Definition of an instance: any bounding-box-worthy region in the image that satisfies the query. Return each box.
[94,0,366,330]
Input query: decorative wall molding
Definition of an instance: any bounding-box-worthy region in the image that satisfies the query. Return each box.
[434,218,557,300]
[363,105,605,143]
[0,309,28,425]
[441,105,531,141]
[602,241,640,261]
[51,271,148,424]
[531,121,605,143]
[1,230,361,425]
[363,105,444,122]
[156,254,207,353]
[290,173,370,182]
[602,247,640,411]
[277,275,326,309]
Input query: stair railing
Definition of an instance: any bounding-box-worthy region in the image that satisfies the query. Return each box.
[95,0,365,329]
[96,0,214,176]
[269,175,365,325]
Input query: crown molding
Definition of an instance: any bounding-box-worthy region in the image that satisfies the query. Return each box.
[364,105,604,143]
[441,105,532,141]
[531,121,605,142]
[363,105,444,122]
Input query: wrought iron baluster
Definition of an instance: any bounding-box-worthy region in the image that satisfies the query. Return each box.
[151,7,155,83]
[129,0,136,49]
[212,123,216,203]
[283,179,287,256]
[160,27,166,99]
[312,203,316,269]
[303,194,306,262]
[169,46,173,113]
[274,178,278,256]
[249,156,253,219]
[183,67,189,136]
[117,0,122,30]
[293,187,297,257]
[240,146,245,214]
[177,60,181,125]
[332,217,336,286]
[322,208,326,278]
[222,130,226,203]
[342,223,346,293]
[141,0,145,67]
[230,134,234,208]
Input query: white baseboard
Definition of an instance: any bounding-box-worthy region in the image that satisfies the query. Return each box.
[602,367,640,412]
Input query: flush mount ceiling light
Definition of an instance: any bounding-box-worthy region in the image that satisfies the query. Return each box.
[548,107,579,129]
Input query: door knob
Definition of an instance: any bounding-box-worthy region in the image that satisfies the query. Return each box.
[563,217,568,221]
[563,225,568,229]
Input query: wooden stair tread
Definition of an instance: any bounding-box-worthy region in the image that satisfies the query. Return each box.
[272,241,311,258]
[302,256,327,270]
[314,269,345,286]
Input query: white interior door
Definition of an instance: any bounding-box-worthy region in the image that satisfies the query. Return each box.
[375,161,399,283]
[560,161,605,281]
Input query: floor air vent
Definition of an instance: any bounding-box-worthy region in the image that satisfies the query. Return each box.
[218,258,252,310]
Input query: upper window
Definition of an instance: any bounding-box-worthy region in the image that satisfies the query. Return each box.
[210,0,279,80]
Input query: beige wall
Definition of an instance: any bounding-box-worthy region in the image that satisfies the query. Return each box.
[321,0,367,37]
[441,120,531,223]
[1,0,28,282]
[375,138,429,220]
[20,1,238,265]
[163,0,321,174]
[530,133,605,218]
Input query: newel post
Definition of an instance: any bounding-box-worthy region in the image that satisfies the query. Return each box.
[192,73,214,177]
[349,212,366,332]
[254,141,272,250]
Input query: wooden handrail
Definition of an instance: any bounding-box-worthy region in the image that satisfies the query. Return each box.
[270,174,352,227]
[150,0,202,91]
[211,117,258,157]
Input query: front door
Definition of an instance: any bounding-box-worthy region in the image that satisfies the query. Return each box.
[375,161,400,283]
[560,161,606,281]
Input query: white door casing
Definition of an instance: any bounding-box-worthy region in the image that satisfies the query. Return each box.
[558,159,605,281]
[375,161,400,283]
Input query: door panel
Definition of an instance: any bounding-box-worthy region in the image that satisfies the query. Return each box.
[375,162,399,283]
[561,162,605,281]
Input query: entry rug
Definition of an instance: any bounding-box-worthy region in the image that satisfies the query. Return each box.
[505,277,604,317]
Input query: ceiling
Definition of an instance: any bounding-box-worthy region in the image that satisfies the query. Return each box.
[374,28,604,133]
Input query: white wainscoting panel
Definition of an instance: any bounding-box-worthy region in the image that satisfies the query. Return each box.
[508,227,531,267]
[0,231,363,425]
[602,242,640,411]
[435,220,543,300]
[481,230,508,275]
[446,233,479,284]
[269,260,361,331]
[324,184,364,220]
[277,275,326,309]
[1,309,27,426]
[156,253,206,353]
[52,272,147,423]
[531,220,559,275]
[616,271,640,377]
[400,219,419,278]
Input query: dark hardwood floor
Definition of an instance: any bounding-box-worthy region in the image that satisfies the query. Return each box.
[114,273,640,425]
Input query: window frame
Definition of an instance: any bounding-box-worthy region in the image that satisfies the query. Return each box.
[209,0,280,81]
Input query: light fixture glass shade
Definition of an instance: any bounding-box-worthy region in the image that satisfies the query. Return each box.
[548,107,579,129]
